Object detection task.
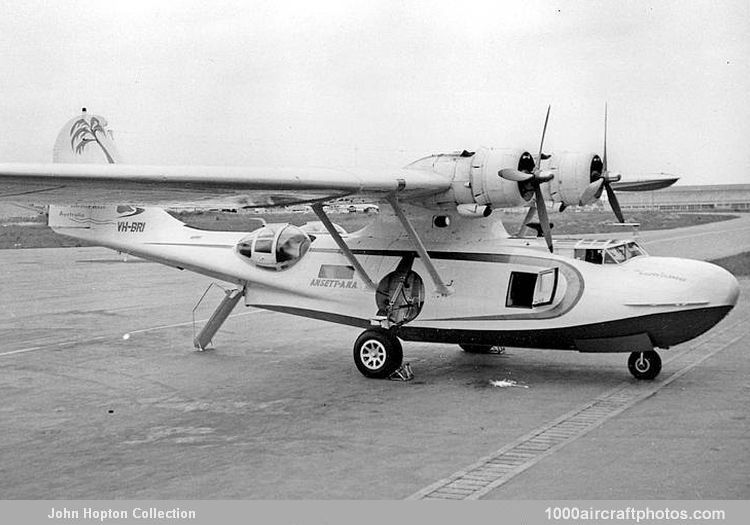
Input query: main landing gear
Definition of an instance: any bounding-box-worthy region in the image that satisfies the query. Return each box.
[352,332,665,381]
[628,350,662,380]
[353,329,404,379]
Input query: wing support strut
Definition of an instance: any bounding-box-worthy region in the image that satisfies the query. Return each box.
[385,193,452,296]
[311,202,376,289]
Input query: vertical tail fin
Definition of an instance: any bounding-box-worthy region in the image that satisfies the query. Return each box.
[53,108,122,164]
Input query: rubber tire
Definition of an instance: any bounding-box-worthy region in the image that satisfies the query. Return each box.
[459,343,495,354]
[628,350,662,380]
[353,329,403,379]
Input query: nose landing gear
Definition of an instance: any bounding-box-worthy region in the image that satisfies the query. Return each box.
[628,350,662,380]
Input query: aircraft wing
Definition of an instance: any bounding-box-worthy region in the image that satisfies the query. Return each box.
[0,163,450,207]
[610,175,679,192]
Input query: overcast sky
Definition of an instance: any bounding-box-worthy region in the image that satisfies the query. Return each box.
[0,0,747,185]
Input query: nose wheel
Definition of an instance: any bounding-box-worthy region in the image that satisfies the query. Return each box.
[353,329,403,379]
[628,350,662,380]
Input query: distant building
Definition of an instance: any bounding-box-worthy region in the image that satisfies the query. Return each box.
[616,184,750,212]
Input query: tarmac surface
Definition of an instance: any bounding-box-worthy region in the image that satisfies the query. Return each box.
[0,214,748,499]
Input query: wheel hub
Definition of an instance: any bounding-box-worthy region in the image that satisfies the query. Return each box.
[635,354,650,373]
[360,340,386,370]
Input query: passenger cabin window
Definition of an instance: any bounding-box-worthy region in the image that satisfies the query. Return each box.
[254,229,275,254]
[506,268,558,308]
[318,264,355,279]
[236,224,311,271]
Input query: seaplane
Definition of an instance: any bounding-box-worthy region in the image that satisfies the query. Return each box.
[0,107,740,381]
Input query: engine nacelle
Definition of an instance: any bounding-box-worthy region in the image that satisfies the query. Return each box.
[417,147,604,211]
[546,152,601,207]
[468,147,529,208]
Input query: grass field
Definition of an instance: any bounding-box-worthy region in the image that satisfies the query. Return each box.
[0,209,738,250]
[709,252,750,277]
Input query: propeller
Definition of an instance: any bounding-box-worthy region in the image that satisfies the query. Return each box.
[533,106,554,252]
[497,106,555,251]
[584,103,625,222]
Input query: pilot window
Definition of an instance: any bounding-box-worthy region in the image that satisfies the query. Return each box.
[625,241,646,258]
[575,249,603,264]
[506,268,558,308]
[575,242,647,265]
[604,245,627,264]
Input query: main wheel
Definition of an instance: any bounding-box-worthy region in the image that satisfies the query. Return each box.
[459,343,495,354]
[628,351,662,380]
[353,329,403,379]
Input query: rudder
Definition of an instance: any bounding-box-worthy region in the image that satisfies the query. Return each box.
[52,108,122,164]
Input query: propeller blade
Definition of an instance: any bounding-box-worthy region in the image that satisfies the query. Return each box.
[517,201,537,236]
[534,184,553,252]
[537,105,551,168]
[604,171,622,183]
[535,169,554,183]
[604,180,625,223]
[579,178,604,205]
[498,168,533,182]
[603,102,608,172]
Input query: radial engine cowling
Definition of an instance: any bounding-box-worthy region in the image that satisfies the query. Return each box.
[469,147,530,209]
[546,152,601,207]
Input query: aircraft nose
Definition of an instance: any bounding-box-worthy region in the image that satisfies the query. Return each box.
[630,257,740,308]
[694,260,740,308]
[623,257,739,348]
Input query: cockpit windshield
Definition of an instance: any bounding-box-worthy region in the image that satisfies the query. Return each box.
[604,245,627,264]
[603,241,646,264]
[625,242,646,258]
[574,240,647,265]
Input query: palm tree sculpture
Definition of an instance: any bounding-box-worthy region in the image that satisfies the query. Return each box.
[70,115,116,164]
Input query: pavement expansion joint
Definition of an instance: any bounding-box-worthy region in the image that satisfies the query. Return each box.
[407,316,749,500]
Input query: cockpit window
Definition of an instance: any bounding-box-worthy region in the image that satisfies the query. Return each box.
[603,242,647,264]
[579,249,603,264]
[604,245,627,264]
[625,241,645,258]
[575,241,647,265]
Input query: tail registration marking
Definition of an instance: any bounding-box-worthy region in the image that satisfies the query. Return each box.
[117,221,146,233]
